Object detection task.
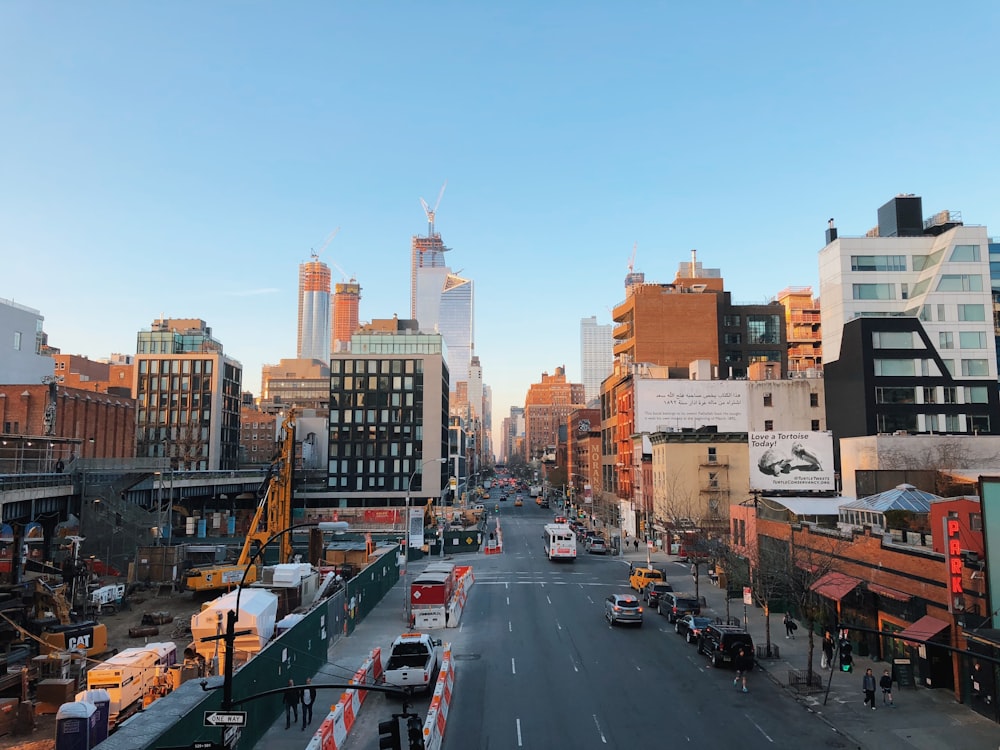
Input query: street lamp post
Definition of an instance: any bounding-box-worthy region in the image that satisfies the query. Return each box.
[404,457,446,625]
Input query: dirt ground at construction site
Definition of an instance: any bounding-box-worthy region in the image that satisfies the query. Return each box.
[0,585,206,750]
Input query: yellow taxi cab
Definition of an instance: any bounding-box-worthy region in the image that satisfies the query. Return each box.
[629,567,664,592]
[514,498,523,507]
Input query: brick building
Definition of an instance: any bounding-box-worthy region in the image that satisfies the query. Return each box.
[523,367,585,462]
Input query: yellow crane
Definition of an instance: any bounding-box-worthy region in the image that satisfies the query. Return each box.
[184,411,297,592]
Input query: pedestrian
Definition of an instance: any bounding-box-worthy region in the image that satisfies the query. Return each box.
[628,561,635,576]
[633,538,639,552]
[733,646,752,692]
[821,631,835,670]
[879,669,894,707]
[301,677,317,729]
[783,612,797,639]
[862,668,877,710]
[284,678,300,729]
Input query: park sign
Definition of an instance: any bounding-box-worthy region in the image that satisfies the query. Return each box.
[748,431,835,491]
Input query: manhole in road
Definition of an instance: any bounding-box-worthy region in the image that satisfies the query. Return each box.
[452,653,481,661]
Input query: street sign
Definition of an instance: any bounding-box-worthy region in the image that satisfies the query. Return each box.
[204,711,247,727]
[743,586,753,606]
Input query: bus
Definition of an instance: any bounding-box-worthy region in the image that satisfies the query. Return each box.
[543,524,576,562]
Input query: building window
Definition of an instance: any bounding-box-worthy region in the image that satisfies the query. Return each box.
[970,513,983,531]
[724,314,741,326]
[764,420,773,431]
[873,331,915,349]
[708,472,719,488]
[958,304,986,321]
[961,359,989,377]
[876,387,915,404]
[939,331,954,349]
[723,333,742,345]
[969,415,991,434]
[923,387,937,404]
[874,359,916,376]
[12,331,21,351]
[960,331,987,349]
[853,284,895,300]
[811,419,820,430]
[925,414,939,432]
[900,283,908,300]
[937,274,983,292]
[763,393,772,407]
[747,315,781,344]
[945,414,961,431]
[950,244,981,262]
[851,255,907,272]
[966,386,989,403]
[708,447,717,463]
[943,387,958,404]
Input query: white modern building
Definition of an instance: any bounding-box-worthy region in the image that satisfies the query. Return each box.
[819,195,996,381]
[0,298,52,385]
[580,316,613,405]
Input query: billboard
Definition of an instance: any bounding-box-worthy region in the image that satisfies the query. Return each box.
[748,431,835,491]
[635,380,749,434]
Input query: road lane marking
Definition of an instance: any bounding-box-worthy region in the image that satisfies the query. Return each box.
[509,621,512,632]
[546,595,552,605]
[516,718,523,747]
[555,620,562,630]
[511,658,516,675]
[506,596,510,605]
[745,713,773,743]
[592,714,607,744]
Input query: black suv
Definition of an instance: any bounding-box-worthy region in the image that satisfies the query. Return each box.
[697,624,755,668]
[643,582,674,608]
[657,591,701,623]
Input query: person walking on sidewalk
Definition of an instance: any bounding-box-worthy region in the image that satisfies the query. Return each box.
[862,668,877,710]
[284,679,301,729]
[879,669,895,707]
[783,612,797,639]
[733,646,752,693]
[301,677,317,729]
[633,538,639,551]
[821,631,835,670]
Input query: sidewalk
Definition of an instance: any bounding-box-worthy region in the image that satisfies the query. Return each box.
[623,546,1000,750]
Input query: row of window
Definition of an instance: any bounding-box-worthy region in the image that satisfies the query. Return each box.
[762,392,821,407]
[873,357,991,378]
[875,412,991,434]
[875,385,991,405]
[853,274,984,301]
[138,409,213,425]
[850,245,981,273]
[723,350,782,364]
[138,359,214,375]
[331,359,423,375]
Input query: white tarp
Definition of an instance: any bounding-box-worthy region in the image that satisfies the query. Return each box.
[749,431,835,491]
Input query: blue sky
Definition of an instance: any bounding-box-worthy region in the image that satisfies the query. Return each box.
[3,2,999,453]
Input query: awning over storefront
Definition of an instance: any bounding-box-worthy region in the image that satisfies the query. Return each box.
[867,583,912,602]
[897,614,950,644]
[809,571,863,601]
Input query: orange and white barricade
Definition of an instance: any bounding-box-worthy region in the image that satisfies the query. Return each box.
[422,646,455,750]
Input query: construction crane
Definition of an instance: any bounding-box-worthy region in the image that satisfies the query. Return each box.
[628,241,637,274]
[310,226,341,261]
[419,181,447,237]
[184,411,298,593]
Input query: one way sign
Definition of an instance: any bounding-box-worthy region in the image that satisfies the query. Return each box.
[204,711,247,727]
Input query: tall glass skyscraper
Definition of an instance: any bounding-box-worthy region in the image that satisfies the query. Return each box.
[580,316,613,405]
[298,255,331,362]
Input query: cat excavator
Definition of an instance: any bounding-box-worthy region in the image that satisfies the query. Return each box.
[184,411,297,593]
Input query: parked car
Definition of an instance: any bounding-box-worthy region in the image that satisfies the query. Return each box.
[643,581,674,608]
[587,538,608,555]
[657,591,701,623]
[674,614,713,644]
[605,594,643,626]
[514,498,523,507]
[697,624,755,668]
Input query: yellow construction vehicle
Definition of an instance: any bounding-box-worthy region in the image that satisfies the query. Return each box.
[184,411,297,593]
[29,578,111,657]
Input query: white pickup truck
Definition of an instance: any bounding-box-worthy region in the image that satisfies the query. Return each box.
[383,632,442,694]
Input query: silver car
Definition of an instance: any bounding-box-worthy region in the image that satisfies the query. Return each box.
[605,594,643,626]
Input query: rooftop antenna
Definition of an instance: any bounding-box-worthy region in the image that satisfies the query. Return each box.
[420,181,448,237]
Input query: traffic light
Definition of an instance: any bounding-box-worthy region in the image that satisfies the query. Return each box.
[839,639,853,673]
[406,714,425,749]
[378,717,402,750]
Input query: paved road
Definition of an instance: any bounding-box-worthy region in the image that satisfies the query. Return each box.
[440,498,848,749]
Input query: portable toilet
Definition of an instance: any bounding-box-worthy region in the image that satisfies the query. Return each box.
[55,700,97,750]
[73,689,110,743]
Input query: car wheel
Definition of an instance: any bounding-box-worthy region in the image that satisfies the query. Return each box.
[686,631,694,644]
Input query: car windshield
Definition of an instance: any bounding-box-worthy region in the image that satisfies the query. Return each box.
[692,617,711,627]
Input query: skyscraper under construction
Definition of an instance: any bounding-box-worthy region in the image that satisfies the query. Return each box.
[297,254,331,363]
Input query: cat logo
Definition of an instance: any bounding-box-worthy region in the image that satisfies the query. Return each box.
[68,632,93,651]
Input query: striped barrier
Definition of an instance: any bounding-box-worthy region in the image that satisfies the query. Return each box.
[421,647,455,750]
[307,647,380,749]
[447,568,475,628]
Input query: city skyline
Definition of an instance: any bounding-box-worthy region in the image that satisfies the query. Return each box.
[3,4,1000,451]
